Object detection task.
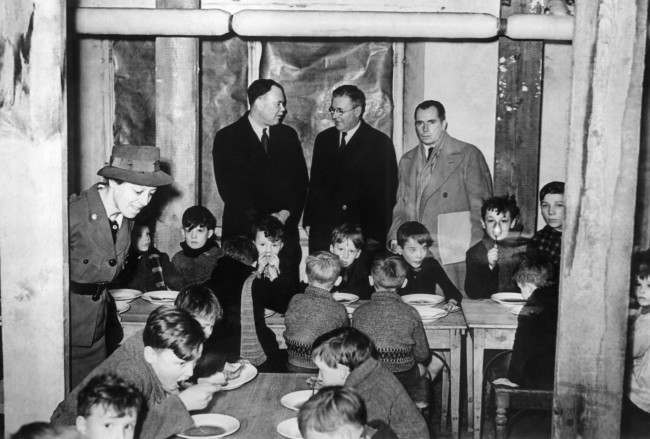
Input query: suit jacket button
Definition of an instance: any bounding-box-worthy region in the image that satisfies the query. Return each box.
[442,192,448,198]
[342,204,348,211]
[83,259,89,264]
[108,259,117,267]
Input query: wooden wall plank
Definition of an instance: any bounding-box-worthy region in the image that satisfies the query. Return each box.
[493,0,544,234]
[552,0,648,437]
[0,0,69,431]
[154,0,200,255]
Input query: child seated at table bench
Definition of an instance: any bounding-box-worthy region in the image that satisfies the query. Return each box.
[312,327,429,439]
[465,195,526,299]
[330,224,373,300]
[74,373,142,439]
[352,254,432,405]
[492,256,557,389]
[395,221,461,310]
[298,386,398,439]
[51,308,220,439]
[284,251,349,372]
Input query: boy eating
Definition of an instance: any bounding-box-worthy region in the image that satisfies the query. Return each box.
[284,251,349,371]
[172,205,223,287]
[298,386,397,439]
[311,327,429,439]
[465,195,526,298]
[52,308,220,439]
[330,224,373,300]
[75,373,142,439]
[395,221,462,308]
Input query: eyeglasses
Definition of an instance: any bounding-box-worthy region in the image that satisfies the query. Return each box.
[328,106,358,116]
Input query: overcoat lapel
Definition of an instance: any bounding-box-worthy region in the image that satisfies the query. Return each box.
[418,133,464,214]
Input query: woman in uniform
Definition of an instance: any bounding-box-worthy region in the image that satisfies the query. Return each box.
[68,145,172,387]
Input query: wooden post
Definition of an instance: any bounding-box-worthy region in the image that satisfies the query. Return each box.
[493,1,544,235]
[0,0,69,431]
[76,39,114,192]
[553,0,648,437]
[154,0,200,255]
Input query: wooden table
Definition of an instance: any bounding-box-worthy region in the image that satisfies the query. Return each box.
[121,299,467,435]
[205,373,311,438]
[462,299,518,439]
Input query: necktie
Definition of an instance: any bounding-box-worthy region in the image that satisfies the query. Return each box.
[340,132,347,149]
[261,128,269,154]
[427,147,434,161]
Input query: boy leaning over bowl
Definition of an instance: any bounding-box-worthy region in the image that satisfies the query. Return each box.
[52,308,221,439]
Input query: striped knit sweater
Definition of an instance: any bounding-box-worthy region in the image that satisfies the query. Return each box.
[352,290,430,372]
[283,285,349,369]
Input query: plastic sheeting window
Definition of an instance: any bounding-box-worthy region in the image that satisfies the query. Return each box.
[113,39,394,225]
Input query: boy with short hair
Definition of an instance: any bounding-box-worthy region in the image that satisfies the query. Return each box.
[284,251,349,371]
[622,250,650,435]
[311,327,429,439]
[465,195,526,298]
[174,284,223,339]
[493,256,557,390]
[172,205,223,286]
[527,181,564,275]
[330,224,373,300]
[75,373,143,439]
[352,255,431,404]
[52,308,221,439]
[395,221,462,306]
[298,386,397,439]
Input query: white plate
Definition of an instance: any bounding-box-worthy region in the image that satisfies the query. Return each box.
[280,390,313,411]
[142,290,179,306]
[264,308,276,318]
[115,301,131,314]
[332,292,359,304]
[277,418,303,439]
[491,292,526,305]
[109,288,142,302]
[401,294,445,306]
[220,362,258,391]
[178,414,240,438]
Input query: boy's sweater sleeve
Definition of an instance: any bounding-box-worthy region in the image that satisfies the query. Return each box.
[432,259,463,303]
[388,390,430,439]
[465,244,497,299]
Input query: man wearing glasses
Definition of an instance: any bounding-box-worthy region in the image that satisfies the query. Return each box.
[304,85,398,254]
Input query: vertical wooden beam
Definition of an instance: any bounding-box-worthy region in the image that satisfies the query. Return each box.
[494,1,544,234]
[77,39,114,192]
[553,0,648,437]
[154,0,200,255]
[392,42,405,159]
[0,0,68,431]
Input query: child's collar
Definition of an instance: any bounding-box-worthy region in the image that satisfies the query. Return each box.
[180,238,216,257]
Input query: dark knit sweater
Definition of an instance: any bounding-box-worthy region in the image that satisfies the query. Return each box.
[51,331,193,439]
[112,247,182,292]
[352,290,430,373]
[527,225,562,273]
[284,285,349,369]
[465,235,526,299]
[172,240,224,287]
[399,256,463,303]
[345,358,429,439]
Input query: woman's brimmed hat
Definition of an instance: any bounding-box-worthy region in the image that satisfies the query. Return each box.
[97,145,173,187]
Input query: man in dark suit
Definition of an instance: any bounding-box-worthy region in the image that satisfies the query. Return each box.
[304,85,398,254]
[213,79,308,284]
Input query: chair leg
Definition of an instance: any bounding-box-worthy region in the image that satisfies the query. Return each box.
[494,391,510,439]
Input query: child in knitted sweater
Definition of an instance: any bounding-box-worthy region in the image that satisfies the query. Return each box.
[352,255,431,404]
[330,224,373,300]
[284,251,349,371]
[172,206,223,287]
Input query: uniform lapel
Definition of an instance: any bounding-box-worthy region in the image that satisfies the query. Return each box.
[86,184,116,254]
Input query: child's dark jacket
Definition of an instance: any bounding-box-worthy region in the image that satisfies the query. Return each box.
[507,285,559,389]
[113,246,182,292]
[399,257,462,303]
[465,236,525,299]
[338,252,373,300]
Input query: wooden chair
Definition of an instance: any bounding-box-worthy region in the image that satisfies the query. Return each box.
[485,351,553,439]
